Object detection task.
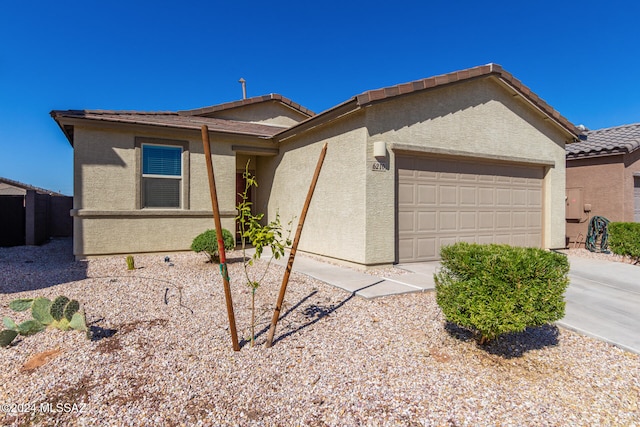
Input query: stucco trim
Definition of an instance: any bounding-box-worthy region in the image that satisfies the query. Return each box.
[231,145,279,156]
[70,209,236,218]
[389,143,556,167]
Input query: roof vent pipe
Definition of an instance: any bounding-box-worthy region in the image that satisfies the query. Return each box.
[238,78,247,99]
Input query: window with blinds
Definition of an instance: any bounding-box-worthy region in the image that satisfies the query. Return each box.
[142,144,182,208]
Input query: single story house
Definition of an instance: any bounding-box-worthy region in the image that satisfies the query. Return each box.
[52,63,579,266]
[566,123,640,246]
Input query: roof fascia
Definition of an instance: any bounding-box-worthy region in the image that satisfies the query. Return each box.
[273,99,360,142]
[52,115,274,146]
[178,94,315,118]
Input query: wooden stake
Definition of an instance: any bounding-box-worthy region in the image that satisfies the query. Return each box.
[265,143,328,348]
[201,125,240,352]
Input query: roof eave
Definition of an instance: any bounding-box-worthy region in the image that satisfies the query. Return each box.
[50,111,76,146]
[50,113,279,141]
[273,98,360,142]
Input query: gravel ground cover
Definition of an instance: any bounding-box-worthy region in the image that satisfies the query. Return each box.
[1,239,639,426]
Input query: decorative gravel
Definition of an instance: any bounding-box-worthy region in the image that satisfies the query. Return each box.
[1,239,639,426]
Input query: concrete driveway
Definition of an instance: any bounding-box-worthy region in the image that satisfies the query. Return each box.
[558,255,640,354]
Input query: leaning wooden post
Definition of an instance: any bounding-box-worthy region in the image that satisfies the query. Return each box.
[266,143,328,348]
[201,125,240,352]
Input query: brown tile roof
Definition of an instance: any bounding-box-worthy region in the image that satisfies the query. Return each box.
[355,63,580,138]
[178,94,315,118]
[566,123,640,159]
[0,177,67,196]
[277,63,579,141]
[50,110,287,142]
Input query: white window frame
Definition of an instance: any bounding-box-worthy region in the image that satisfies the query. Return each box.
[141,143,183,209]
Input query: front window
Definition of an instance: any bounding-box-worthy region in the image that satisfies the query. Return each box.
[142,144,182,208]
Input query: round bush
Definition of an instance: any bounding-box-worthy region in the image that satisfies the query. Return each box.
[191,229,235,262]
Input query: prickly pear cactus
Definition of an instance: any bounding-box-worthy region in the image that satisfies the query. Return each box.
[9,298,34,312]
[63,300,80,321]
[0,329,18,347]
[31,297,53,325]
[3,316,18,330]
[17,320,45,336]
[69,311,88,332]
[50,296,70,321]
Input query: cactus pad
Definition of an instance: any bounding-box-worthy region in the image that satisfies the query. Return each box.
[3,317,18,331]
[17,320,45,336]
[9,298,34,312]
[50,296,70,321]
[63,300,80,321]
[69,311,88,332]
[0,329,18,347]
[31,297,53,325]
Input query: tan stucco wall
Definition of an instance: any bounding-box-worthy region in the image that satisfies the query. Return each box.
[259,112,369,265]
[565,151,640,245]
[365,77,569,255]
[207,102,309,127]
[262,77,569,266]
[72,125,237,257]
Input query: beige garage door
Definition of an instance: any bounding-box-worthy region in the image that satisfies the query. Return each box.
[397,155,543,262]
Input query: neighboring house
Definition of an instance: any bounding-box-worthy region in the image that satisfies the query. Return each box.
[565,123,640,246]
[0,177,72,246]
[51,63,578,266]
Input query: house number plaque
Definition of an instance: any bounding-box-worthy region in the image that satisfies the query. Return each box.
[372,161,389,172]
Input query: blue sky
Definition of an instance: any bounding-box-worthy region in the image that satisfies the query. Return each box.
[1,1,638,196]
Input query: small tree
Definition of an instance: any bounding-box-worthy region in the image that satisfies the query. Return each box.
[191,229,235,263]
[237,163,291,346]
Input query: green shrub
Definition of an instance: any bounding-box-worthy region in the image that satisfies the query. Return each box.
[608,222,640,263]
[434,242,569,344]
[191,229,235,263]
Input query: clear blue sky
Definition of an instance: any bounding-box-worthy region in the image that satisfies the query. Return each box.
[1,1,639,196]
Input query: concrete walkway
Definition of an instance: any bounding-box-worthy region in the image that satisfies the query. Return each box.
[252,248,438,298]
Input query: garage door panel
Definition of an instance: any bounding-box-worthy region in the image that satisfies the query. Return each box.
[478,188,494,205]
[511,234,528,246]
[477,235,495,244]
[398,183,415,204]
[398,155,542,262]
[512,211,528,228]
[496,212,511,228]
[460,187,477,205]
[478,212,494,229]
[398,211,415,232]
[417,238,437,259]
[528,189,542,207]
[439,236,458,248]
[398,239,415,261]
[528,212,541,227]
[439,186,458,205]
[418,212,437,231]
[439,211,458,231]
[496,188,511,205]
[512,189,527,206]
[418,184,437,205]
[459,211,477,230]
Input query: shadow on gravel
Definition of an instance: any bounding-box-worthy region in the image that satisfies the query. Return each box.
[445,322,560,358]
[268,292,356,347]
[0,238,87,293]
[241,290,355,348]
